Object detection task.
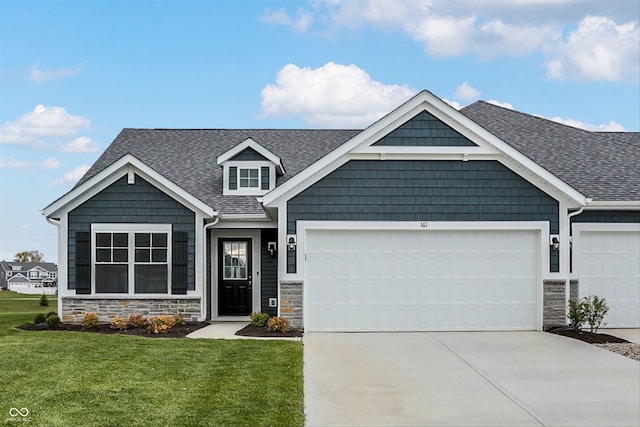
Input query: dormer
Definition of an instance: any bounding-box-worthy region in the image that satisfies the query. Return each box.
[217,138,285,196]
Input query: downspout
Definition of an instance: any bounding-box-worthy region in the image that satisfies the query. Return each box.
[200,214,220,321]
[564,199,590,322]
[45,216,62,320]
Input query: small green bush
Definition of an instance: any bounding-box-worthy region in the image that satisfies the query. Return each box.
[82,312,99,328]
[110,316,128,330]
[250,312,270,327]
[46,314,61,329]
[39,294,49,307]
[583,295,609,333]
[266,316,290,333]
[34,313,47,324]
[128,313,148,328]
[568,299,588,332]
[174,314,186,326]
[46,311,57,318]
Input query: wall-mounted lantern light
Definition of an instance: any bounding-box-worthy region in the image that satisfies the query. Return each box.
[549,235,560,251]
[267,242,277,256]
[287,235,297,251]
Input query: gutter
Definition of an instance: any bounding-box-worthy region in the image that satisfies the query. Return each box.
[199,215,220,321]
[563,199,590,323]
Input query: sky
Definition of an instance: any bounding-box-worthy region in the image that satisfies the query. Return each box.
[0,0,639,264]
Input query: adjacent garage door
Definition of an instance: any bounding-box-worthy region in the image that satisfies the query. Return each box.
[305,228,541,331]
[577,227,640,327]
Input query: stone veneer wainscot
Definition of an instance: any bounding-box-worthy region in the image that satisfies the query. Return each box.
[61,297,201,323]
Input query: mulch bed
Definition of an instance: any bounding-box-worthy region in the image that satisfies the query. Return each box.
[548,327,629,344]
[235,324,303,338]
[18,322,209,338]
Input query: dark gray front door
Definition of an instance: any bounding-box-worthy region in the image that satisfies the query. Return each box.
[218,239,252,315]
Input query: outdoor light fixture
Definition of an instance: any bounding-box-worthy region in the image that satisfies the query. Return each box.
[287,235,297,251]
[550,235,560,251]
[267,242,277,256]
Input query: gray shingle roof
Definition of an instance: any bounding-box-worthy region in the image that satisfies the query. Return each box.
[77,129,360,215]
[461,101,639,201]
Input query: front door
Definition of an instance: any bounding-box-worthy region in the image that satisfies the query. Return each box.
[218,239,252,316]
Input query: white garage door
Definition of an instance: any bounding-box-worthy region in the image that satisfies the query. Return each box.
[578,228,640,327]
[305,228,540,331]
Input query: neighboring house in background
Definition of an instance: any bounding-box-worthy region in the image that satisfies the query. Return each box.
[0,261,58,293]
[42,91,639,330]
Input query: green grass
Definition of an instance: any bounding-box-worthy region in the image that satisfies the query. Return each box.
[0,292,304,427]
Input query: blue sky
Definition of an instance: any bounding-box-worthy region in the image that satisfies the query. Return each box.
[1,0,638,263]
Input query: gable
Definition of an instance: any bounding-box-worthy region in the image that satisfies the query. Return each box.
[373,111,477,147]
[230,147,269,162]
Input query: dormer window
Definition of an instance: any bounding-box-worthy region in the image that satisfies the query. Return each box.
[217,138,285,196]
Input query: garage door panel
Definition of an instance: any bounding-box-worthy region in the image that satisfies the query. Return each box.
[305,229,540,331]
[579,230,640,328]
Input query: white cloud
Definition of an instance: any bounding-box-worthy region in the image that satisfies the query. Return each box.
[545,16,639,81]
[546,116,626,131]
[0,156,60,170]
[454,82,480,101]
[443,99,463,110]
[48,164,91,187]
[0,105,91,147]
[60,136,99,153]
[486,100,514,110]
[261,8,313,33]
[30,63,84,83]
[261,62,416,127]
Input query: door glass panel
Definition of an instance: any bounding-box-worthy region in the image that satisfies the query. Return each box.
[223,241,248,279]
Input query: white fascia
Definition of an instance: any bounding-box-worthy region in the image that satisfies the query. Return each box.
[42,154,216,219]
[583,200,640,210]
[262,90,587,208]
[216,137,285,174]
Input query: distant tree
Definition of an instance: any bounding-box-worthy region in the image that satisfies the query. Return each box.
[13,250,45,262]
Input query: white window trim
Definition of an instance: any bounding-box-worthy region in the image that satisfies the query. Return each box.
[222,161,276,196]
[91,223,172,297]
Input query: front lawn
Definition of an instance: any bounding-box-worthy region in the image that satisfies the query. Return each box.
[0,292,303,427]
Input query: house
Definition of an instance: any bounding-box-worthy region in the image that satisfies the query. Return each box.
[42,91,639,331]
[0,261,58,293]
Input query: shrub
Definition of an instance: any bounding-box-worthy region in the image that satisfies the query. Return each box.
[568,299,588,332]
[110,316,128,330]
[39,294,49,307]
[34,313,47,324]
[82,312,99,328]
[250,312,270,327]
[267,316,290,333]
[46,314,61,329]
[46,311,57,318]
[128,313,148,328]
[174,315,186,326]
[583,295,609,333]
[147,315,177,334]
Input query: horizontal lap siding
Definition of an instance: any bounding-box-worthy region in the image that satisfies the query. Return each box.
[571,210,640,226]
[68,175,195,290]
[287,160,559,273]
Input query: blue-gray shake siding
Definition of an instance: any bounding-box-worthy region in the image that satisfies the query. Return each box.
[67,175,196,291]
[261,228,278,316]
[287,160,560,274]
[571,210,640,226]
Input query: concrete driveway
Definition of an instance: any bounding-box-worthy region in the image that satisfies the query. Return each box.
[304,332,640,426]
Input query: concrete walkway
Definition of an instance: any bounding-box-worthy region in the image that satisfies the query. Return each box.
[304,331,640,427]
[186,322,302,341]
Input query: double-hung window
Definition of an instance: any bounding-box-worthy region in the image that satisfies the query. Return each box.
[92,224,171,294]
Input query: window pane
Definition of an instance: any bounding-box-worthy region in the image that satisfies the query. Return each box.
[113,249,128,262]
[135,249,150,263]
[96,233,111,247]
[152,233,167,247]
[135,265,168,293]
[239,169,249,178]
[249,169,258,178]
[96,249,111,262]
[113,233,128,247]
[95,265,128,293]
[135,233,150,247]
[152,249,167,262]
